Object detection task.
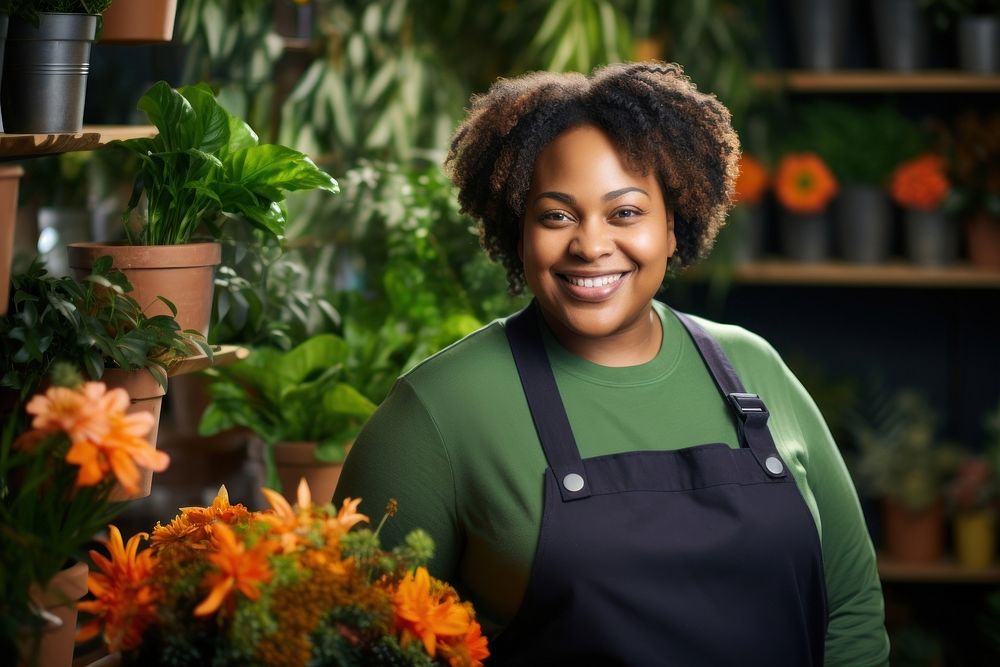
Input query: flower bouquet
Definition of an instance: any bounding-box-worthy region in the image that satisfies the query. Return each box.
[78,481,490,666]
[1,364,167,663]
[891,154,956,265]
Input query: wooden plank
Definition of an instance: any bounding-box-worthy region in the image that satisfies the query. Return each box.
[753,70,1000,93]
[168,345,250,378]
[0,125,157,159]
[878,556,1000,583]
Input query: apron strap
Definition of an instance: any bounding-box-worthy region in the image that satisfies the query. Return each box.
[671,309,788,479]
[505,301,593,501]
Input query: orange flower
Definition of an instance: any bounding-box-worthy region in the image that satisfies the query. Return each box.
[193,522,273,617]
[77,526,160,653]
[394,567,471,657]
[891,153,951,210]
[335,496,369,532]
[439,618,490,667]
[734,154,769,206]
[152,485,250,550]
[775,153,838,214]
[25,383,111,445]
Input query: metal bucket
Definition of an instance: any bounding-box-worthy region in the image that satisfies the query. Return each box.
[0,12,98,133]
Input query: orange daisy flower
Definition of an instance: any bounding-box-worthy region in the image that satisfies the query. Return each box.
[25,383,111,445]
[394,567,471,657]
[77,526,160,653]
[775,153,838,214]
[734,154,769,206]
[152,485,250,550]
[439,617,490,667]
[193,522,274,617]
[890,153,951,210]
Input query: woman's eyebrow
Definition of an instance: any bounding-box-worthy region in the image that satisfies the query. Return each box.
[602,186,648,201]
[535,191,576,205]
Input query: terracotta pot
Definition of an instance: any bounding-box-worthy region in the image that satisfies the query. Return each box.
[98,0,178,43]
[18,561,89,667]
[883,498,945,564]
[0,165,25,316]
[965,213,1000,269]
[66,242,222,337]
[101,367,167,499]
[954,509,996,569]
[165,373,248,453]
[251,438,348,505]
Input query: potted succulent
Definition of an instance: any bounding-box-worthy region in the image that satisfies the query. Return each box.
[850,390,963,564]
[199,334,377,504]
[66,80,339,337]
[774,152,838,262]
[890,153,958,266]
[1,0,113,133]
[1,363,167,666]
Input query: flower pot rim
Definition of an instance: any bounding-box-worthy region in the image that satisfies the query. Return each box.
[101,366,168,400]
[66,241,222,269]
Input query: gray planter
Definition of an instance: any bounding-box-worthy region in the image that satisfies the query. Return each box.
[904,209,957,266]
[0,12,98,134]
[0,14,7,132]
[872,0,926,71]
[836,185,892,264]
[728,205,766,264]
[779,211,831,262]
[790,0,849,71]
[959,16,999,74]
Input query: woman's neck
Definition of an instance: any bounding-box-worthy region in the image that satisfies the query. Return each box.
[541,304,663,368]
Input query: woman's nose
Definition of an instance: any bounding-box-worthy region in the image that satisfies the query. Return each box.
[569,219,614,261]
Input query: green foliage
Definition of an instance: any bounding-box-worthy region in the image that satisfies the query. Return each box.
[785,102,927,185]
[199,335,377,482]
[114,81,338,245]
[848,388,963,511]
[8,0,112,20]
[0,258,208,403]
[514,0,632,74]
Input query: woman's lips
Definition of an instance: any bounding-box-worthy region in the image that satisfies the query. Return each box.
[557,271,629,301]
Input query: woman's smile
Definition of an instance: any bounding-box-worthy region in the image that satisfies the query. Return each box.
[557,270,630,301]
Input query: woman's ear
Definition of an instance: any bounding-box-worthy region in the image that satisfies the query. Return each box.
[666,209,678,259]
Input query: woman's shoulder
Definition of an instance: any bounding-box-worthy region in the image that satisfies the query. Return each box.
[657,302,782,368]
[401,316,517,391]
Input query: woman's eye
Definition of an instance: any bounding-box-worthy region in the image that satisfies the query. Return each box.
[541,211,572,223]
[613,208,642,220]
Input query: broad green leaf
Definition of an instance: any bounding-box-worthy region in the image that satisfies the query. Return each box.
[137,81,198,152]
[227,145,338,200]
[180,83,230,155]
[280,334,350,385]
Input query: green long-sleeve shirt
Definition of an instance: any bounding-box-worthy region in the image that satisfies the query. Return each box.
[334,301,889,665]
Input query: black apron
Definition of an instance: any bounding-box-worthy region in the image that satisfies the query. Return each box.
[488,301,828,666]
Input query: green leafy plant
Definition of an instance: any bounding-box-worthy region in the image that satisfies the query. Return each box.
[199,334,377,487]
[113,80,338,245]
[0,258,208,402]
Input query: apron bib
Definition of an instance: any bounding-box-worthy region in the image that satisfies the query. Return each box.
[488,302,828,666]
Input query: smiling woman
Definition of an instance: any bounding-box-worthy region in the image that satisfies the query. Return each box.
[335,61,890,666]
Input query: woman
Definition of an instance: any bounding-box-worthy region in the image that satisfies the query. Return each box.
[335,62,888,665]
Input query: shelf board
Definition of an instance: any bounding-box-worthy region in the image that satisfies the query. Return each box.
[168,344,249,378]
[878,556,1000,583]
[678,261,1000,289]
[0,125,157,159]
[753,70,1000,93]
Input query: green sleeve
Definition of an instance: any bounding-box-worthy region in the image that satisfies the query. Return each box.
[333,378,461,579]
[776,353,891,667]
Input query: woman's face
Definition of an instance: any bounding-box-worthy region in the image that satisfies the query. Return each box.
[519,124,676,348]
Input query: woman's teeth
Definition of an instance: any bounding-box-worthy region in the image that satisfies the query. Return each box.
[564,273,623,288]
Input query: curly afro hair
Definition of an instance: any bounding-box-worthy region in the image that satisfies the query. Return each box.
[445,61,740,294]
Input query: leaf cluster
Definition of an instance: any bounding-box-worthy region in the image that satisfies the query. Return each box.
[0,258,207,403]
[199,335,377,482]
[114,81,338,245]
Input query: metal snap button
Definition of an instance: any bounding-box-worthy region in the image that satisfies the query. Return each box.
[562,473,585,492]
[765,456,784,475]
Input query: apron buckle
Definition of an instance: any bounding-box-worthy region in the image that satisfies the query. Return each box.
[728,392,770,424]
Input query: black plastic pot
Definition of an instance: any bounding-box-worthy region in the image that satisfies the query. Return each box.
[0,12,98,134]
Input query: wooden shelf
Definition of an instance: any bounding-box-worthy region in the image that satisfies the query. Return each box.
[0,125,157,159]
[753,70,1000,93]
[878,556,1000,584]
[678,261,1000,289]
[168,345,249,378]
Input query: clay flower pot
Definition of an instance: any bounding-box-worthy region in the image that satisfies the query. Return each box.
[964,213,1000,269]
[883,498,945,564]
[0,165,25,315]
[18,561,89,667]
[101,367,167,499]
[251,438,349,506]
[66,242,222,337]
[99,0,178,43]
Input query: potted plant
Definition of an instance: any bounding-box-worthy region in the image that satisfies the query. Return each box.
[0,164,24,315]
[0,363,168,666]
[725,153,770,264]
[793,102,925,264]
[98,0,177,43]
[944,111,1000,268]
[66,80,339,337]
[948,453,996,568]
[850,390,963,563]
[774,152,838,262]
[199,334,377,503]
[76,482,489,664]
[2,258,207,496]
[890,153,958,266]
[1,0,113,133]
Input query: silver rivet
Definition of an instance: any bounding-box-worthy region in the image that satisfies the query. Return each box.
[765,456,784,475]
[563,473,585,492]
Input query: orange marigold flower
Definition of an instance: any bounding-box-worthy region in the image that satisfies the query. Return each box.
[734,154,769,206]
[25,383,111,445]
[439,618,490,667]
[394,567,471,657]
[152,485,250,551]
[890,153,951,210]
[336,497,369,531]
[194,522,274,617]
[77,526,159,653]
[775,153,838,214]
